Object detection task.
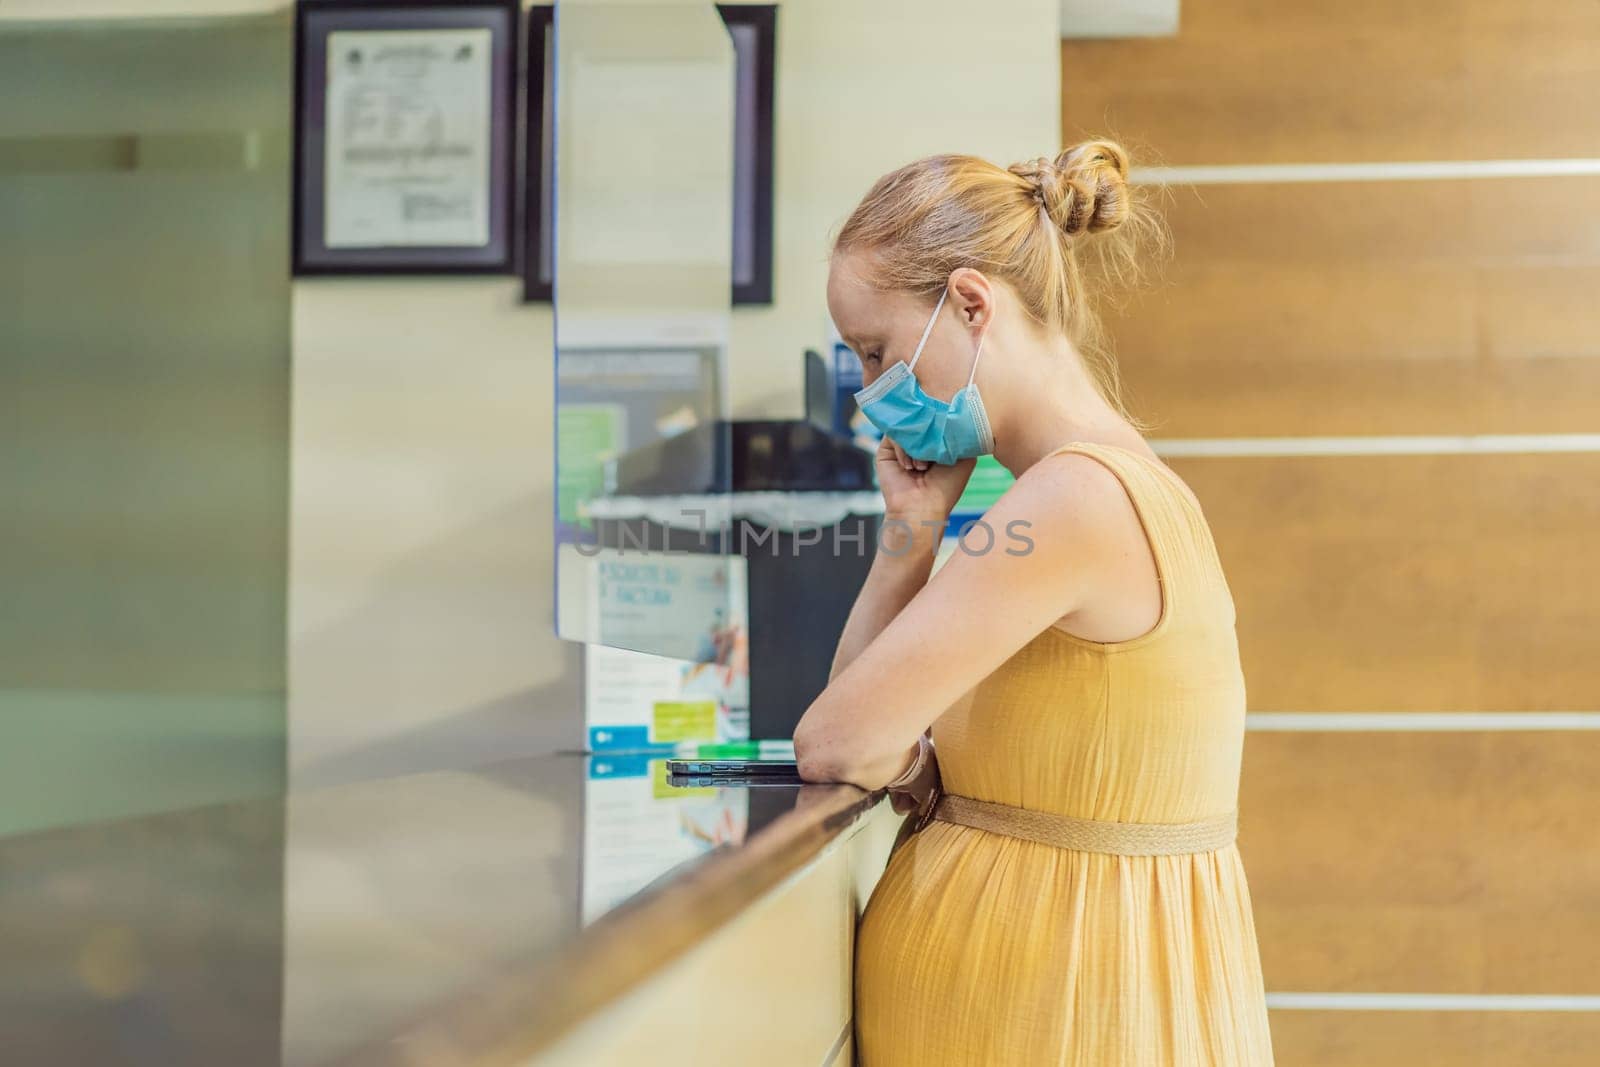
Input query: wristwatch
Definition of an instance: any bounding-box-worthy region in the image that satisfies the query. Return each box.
[885,734,932,791]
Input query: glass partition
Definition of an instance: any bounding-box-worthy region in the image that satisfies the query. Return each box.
[0,12,292,835]
[551,1,740,679]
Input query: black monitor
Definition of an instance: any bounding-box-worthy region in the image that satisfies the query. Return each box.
[803,348,834,433]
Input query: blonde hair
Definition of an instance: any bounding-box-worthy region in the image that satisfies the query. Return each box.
[833,140,1166,433]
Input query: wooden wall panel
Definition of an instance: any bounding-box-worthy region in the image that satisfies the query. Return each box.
[1268,1011,1600,1067]
[1060,0,1600,164]
[1241,732,1600,993]
[1171,451,1600,712]
[1104,178,1600,438]
[1059,0,1600,1053]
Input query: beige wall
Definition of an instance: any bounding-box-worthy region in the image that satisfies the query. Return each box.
[0,0,274,17]
[290,0,1063,784]
[286,282,579,787]
[727,0,1063,418]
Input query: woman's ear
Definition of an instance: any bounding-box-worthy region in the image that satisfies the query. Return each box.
[947,267,995,329]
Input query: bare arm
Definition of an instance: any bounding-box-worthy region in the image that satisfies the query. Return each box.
[794,452,1130,790]
[828,511,946,682]
[828,435,974,681]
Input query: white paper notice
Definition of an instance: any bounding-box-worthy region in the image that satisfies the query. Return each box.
[323,28,492,249]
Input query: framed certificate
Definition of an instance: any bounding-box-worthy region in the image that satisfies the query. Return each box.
[293,0,519,275]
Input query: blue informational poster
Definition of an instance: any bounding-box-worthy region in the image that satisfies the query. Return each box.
[583,639,751,754]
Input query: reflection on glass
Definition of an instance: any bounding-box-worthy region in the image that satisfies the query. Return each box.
[551,4,743,752]
[0,752,832,1063]
[580,754,748,921]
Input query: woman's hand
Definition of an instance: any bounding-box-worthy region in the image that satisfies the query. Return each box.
[875,436,976,529]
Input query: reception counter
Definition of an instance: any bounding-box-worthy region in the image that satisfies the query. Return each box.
[0,751,901,1066]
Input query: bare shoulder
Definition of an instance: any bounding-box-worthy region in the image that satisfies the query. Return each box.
[920,450,1139,633]
[974,449,1145,571]
[1015,447,1143,522]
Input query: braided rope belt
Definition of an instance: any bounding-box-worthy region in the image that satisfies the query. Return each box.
[932,793,1237,856]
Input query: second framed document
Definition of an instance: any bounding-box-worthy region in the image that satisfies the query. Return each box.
[293,0,519,275]
[522,4,777,304]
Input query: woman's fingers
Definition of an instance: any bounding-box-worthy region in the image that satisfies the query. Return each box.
[888,438,930,472]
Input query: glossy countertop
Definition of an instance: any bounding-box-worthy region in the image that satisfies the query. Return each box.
[0,751,887,1066]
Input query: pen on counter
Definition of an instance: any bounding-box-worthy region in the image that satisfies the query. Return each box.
[670,740,797,758]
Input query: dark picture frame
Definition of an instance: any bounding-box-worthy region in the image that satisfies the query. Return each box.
[292,0,520,276]
[718,4,777,306]
[522,4,556,300]
[521,3,777,305]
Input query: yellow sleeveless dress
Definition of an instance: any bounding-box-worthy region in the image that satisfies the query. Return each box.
[854,441,1275,1066]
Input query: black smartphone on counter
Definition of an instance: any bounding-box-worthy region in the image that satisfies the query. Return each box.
[665,758,803,782]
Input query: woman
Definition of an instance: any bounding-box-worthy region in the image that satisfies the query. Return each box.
[792,141,1274,1065]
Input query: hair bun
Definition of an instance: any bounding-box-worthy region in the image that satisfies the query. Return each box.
[1009,140,1131,238]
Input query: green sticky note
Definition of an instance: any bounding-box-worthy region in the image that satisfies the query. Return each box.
[692,742,760,758]
[653,700,717,743]
[953,454,1014,513]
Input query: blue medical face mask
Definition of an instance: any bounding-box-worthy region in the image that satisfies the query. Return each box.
[852,286,994,465]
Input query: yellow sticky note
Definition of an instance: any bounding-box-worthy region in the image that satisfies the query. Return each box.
[652,700,717,742]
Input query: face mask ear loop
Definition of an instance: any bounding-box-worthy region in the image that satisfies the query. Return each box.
[905,285,950,374]
[966,314,991,390]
